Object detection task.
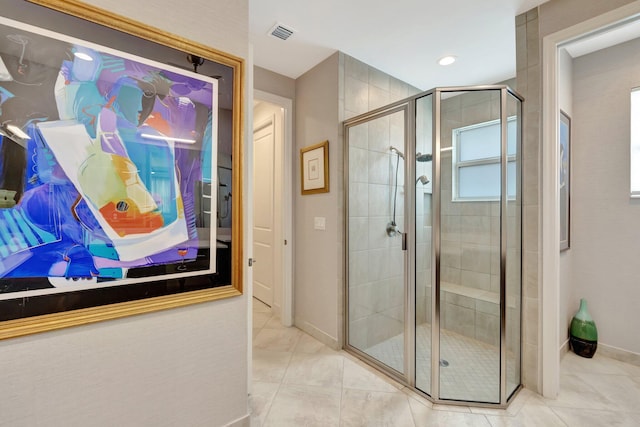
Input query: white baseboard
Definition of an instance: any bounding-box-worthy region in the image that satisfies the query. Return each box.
[225,413,250,427]
[294,318,339,350]
[272,302,281,314]
[559,339,570,356]
[598,343,640,366]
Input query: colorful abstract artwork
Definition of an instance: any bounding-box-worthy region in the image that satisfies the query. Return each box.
[0,17,217,298]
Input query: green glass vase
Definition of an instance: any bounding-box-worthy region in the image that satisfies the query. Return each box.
[569,298,598,358]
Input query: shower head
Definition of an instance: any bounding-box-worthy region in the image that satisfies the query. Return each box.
[390,146,404,159]
[416,175,429,185]
[416,152,432,162]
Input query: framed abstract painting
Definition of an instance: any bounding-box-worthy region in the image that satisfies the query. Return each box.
[0,0,244,339]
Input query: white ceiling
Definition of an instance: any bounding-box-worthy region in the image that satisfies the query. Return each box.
[250,0,550,91]
[563,17,640,58]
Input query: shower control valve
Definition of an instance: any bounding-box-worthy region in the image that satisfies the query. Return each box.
[386,221,401,237]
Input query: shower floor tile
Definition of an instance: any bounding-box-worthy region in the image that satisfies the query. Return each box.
[366,323,518,403]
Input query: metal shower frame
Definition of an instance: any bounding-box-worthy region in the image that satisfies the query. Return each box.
[343,85,524,408]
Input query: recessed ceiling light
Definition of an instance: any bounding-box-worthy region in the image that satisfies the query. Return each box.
[438,55,457,66]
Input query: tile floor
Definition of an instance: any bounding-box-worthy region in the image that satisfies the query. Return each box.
[366,323,518,403]
[250,299,640,426]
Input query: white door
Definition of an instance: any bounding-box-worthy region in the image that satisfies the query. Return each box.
[253,92,291,324]
[252,116,276,306]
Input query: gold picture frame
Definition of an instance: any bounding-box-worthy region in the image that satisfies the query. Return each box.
[300,140,329,195]
[0,0,245,340]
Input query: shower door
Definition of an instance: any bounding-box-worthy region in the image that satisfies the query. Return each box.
[345,85,523,407]
[414,93,433,395]
[436,89,503,403]
[345,104,410,377]
[413,88,523,404]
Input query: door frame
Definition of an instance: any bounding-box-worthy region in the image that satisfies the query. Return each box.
[252,113,277,307]
[253,89,294,326]
[540,0,640,398]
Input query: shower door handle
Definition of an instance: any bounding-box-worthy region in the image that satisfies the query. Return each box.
[402,233,407,251]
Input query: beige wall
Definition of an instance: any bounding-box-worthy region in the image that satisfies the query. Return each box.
[85,0,249,57]
[516,0,639,393]
[571,38,640,355]
[539,0,636,38]
[294,52,342,347]
[255,66,296,100]
[0,1,249,426]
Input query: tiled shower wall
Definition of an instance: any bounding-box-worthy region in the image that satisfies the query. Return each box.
[515,8,541,392]
[440,91,502,296]
[343,55,521,354]
[438,89,521,349]
[343,54,421,350]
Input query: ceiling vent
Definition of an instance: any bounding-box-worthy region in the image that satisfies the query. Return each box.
[268,23,295,41]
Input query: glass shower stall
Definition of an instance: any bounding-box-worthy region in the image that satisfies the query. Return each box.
[344,86,523,406]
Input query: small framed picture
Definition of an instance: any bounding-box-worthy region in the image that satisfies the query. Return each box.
[300,140,329,195]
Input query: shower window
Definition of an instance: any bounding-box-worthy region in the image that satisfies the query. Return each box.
[452,117,517,200]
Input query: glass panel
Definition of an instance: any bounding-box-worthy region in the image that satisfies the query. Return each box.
[439,90,500,403]
[346,87,521,406]
[453,116,518,202]
[415,94,433,395]
[507,161,516,198]
[347,108,406,375]
[507,118,518,156]
[459,164,501,198]
[456,118,517,162]
[458,121,501,161]
[458,162,516,199]
[506,92,522,398]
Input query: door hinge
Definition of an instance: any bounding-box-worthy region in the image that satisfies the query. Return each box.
[402,233,407,251]
[248,258,256,267]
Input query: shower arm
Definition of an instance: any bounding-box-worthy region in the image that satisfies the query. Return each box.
[387,148,430,236]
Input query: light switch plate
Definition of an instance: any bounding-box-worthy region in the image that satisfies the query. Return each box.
[314,216,326,230]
